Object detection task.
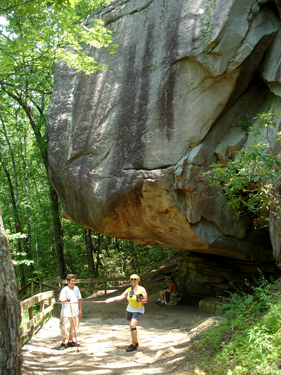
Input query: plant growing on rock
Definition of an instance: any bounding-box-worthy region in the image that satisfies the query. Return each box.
[203,111,281,225]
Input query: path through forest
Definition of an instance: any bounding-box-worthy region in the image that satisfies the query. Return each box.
[22,289,218,375]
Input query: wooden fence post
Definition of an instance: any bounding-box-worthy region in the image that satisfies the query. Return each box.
[28,306,34,337]
[40,300,45,327]
[48,297,52,319]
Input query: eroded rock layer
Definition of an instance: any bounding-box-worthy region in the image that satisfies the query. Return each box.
[47,0,281,263]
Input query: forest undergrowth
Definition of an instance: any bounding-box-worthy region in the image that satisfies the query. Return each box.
[187,271,281,375]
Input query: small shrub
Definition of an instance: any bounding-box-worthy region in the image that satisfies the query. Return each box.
[189,273,281,375]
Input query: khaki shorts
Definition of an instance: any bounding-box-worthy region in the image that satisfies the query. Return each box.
[59,316,79,338]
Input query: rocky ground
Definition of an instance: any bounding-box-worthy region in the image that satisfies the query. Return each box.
[22,286,218,375]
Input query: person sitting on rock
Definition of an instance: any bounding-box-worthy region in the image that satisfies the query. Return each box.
[162,272,172,291]
[158,277,178,305]
[156,272,171,304]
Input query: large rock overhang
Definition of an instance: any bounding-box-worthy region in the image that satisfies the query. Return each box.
[47,0,281,263]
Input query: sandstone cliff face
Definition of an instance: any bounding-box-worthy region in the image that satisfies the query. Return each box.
[47,0,281,264]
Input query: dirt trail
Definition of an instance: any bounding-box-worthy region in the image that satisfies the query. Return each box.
[22,289,216,375]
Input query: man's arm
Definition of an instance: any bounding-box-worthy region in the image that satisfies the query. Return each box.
[59,288,70,303]
[78,298,82,317]
[59,298,70,303]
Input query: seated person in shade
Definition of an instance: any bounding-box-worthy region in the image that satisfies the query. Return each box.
[159,277,178,305]
[156,272,172,304]
[162,272,172,291]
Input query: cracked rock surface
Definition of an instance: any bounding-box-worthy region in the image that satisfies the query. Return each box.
[47,0,281,262]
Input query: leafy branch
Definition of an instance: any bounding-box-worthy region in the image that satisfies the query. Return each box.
[203,112,281,222]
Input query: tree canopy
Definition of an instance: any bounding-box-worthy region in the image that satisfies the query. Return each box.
[0,0,117,81]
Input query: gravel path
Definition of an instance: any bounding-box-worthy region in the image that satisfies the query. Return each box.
[22,290,216,375]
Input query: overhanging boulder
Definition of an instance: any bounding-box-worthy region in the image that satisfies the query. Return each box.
[47,0,281,262]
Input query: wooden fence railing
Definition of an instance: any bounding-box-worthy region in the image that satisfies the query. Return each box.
[19,280,60,301]
[49,263,179,292]
[19,263,178,341]
[20,289,60,338]
[50,276,128,294]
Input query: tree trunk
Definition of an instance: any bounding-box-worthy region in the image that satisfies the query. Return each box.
[0,210,22,374]
[115,238,120,252]
[49,185,66,279]
[130,241,137,272]
[84,228,97,278]
[18,262,25,289]
[84,229,98,293]
[96,233,102,271]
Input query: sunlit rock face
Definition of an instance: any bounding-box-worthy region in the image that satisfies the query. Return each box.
[47,0,281,263]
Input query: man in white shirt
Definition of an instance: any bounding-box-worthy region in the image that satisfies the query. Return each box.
[59,274,82,350]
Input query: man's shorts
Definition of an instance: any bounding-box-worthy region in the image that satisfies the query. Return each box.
[59,316,79,337]
[126,311,143,321]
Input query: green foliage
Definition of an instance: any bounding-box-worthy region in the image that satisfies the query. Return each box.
[61,224,177,281]
[0,98,57,279]
[1,0,71,13]
[0,0,118,285]
[0,0,117,80]
[239,116,252,132]
[71,0,112,20]
[189,273,281,375]
[203,111,281,221]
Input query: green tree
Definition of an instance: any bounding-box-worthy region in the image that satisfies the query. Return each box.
[0,0,116,81]
[0,92,53,284]
[0,0,116,280]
